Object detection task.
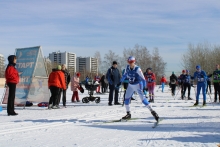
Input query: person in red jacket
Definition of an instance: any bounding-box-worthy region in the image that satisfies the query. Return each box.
[160,75,167,93]
[48,65,66,109]
[5,55,19,116]
[144,68,156,103]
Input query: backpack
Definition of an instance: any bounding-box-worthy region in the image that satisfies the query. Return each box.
[170,78,176,84]
[38,102,49,107]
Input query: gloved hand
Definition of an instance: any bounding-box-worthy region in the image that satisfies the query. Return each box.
[116,82,121,88]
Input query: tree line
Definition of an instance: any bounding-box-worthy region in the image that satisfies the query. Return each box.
[94,44,166,84]
[182,42,220,75]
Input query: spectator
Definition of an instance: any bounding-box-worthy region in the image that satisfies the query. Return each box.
[100,73,107,93]
[106,61,121,105]
[5,55,19,116]
[48,65,66,109]
[94,73,101,93]
[71,72,81,102]
[57,64,70,108]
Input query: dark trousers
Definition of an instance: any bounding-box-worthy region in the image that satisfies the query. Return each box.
[123,83,128,99]
[7,83,16,114]
[214,83,220,101]
[57,89,66,106]
[171,84,176,95]
[206,81,211,94]
[108,84,119,104]
[182,83,191,98]
[49,86,60,106]
[101,84,106,93]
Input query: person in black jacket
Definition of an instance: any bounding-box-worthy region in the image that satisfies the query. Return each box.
[57,64,71,107]
[106,61,121,105]
[170,72,178,96]
[100,74,107,93]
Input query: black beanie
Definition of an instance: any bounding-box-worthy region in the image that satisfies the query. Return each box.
[112,61,117,65]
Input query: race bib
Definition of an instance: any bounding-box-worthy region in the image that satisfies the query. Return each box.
[197,78,204,82]
[148,78,153,82]
[129,77,136,83]
[185,79,189,83]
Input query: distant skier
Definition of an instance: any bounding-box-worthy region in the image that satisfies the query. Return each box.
[117,56,159,122]
[193,65,207,106]
[169,72,177,96]
[160,75,167,93]
[178,70,186,97]
[212,64,220,102]
[182,70,192,100]
[144,68,156,103]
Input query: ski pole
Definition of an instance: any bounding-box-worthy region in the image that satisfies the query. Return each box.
[207,91,214,107]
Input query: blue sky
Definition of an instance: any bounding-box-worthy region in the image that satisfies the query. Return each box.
[0,0,220,75]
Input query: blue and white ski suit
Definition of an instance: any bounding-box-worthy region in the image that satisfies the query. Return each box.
[193,70,207,102]
[120,65,150,112]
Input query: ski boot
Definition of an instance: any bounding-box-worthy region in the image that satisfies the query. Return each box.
[193,100,199,106]
[203,101,206,106]
[122,112,131,120]
[151,110,159,122]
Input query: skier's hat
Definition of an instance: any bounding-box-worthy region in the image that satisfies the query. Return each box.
[182,70,186,73]
[196,65,201,70]
[127,56,135,64]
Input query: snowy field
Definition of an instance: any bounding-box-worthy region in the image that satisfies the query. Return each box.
[0,86,220,147]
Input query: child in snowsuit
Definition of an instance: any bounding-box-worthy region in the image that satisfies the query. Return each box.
[160,75,167,93]
[71,72,81,102]
[144,68,156,103]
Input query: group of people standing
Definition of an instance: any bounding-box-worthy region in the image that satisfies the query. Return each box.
[48,64,84,109]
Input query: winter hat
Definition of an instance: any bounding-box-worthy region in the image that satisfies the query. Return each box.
[127,56,135,64]
[112,61,117,65]
[76,72,80,77]
[172,71,174,74]
[182,70,186,73]
[57,65,62,70]
[186,70,189,73]
[196,65,201,70]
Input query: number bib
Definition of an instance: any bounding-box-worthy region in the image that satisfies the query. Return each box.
[197,78,204,82]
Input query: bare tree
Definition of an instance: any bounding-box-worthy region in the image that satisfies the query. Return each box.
[123,44,151,71]
[182,42,220,75]
[94,51,102,73]
[151,48,167,84]
[102,50,120,74]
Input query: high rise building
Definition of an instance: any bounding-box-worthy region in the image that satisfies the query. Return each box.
[49,51,76,73]
[0,54,5,78]
[76,57,98,74]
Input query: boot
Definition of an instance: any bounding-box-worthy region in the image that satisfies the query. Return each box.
[122,112,131,120]
[203,101,206,106]
[148,99,152,102]
[193,100,199,106]
[151,111,159,122]
[188,97,192,100]
[214,99,217,103]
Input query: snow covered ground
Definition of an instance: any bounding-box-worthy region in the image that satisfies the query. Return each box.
[0,86,220,147]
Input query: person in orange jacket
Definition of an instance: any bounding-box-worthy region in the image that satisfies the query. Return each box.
[160,75,167,93]
[5,55,19,116]
[48,65,66,109]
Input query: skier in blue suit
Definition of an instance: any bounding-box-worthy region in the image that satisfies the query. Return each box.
[193,65,207,106]
[117,56,159,122]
